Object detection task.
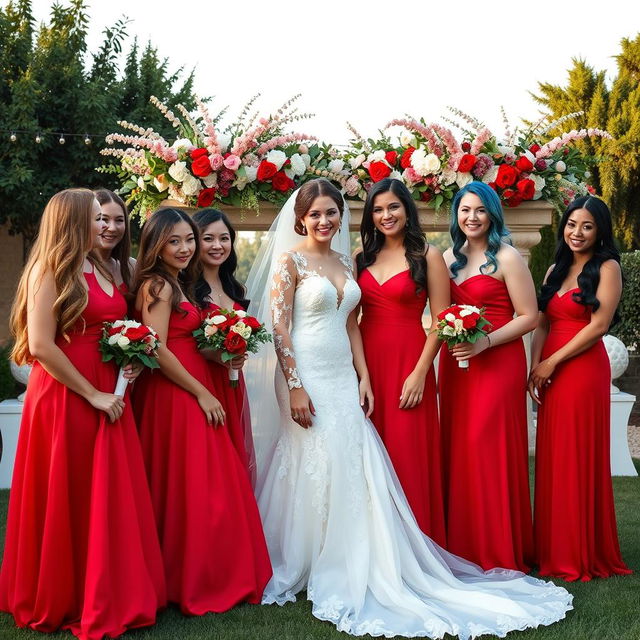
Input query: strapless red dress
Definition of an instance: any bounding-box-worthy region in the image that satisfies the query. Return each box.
[132,301,271,614]
[358,268,446,546]
[0,271,166,639]
[438,275,534,571]
[534,289,632,580]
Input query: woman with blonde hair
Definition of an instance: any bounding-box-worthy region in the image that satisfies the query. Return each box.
[0,189,166,639]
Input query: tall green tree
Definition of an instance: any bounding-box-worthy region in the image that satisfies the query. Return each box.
[531,34,640,249]
[0,0,197,247]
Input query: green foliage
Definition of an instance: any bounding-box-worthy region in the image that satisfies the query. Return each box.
[0,343,18,402]
[529,223,557,290]
[610,251,640,349]
[0,0,197,244]
[531,35,640,249]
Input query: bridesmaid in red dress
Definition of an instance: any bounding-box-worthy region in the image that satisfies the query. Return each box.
[131,208,271,615]
[193,209,256,484]
[529,195,632,581]
[356,178,449,545]
[439,181,538,572]
[0,189,166,639]
[93,189,135,293]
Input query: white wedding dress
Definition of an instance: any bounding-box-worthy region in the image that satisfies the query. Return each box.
[255,249,573,638]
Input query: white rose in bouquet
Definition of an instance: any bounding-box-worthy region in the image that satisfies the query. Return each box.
[290,153,307,177]
[400,130,418,148]
[349,154,366,170]
[531,174,546,199]
[266,149,287,170]
[328,159,345,173]
[168,160,189,183]
[182,175,202,196]
[482,165,499,184]
[172,138,194,151]
[411,148,441,176]
[202,173,218,188]
[456,172,473,188]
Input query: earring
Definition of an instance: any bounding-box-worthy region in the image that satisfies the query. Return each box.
[302,224,307,235]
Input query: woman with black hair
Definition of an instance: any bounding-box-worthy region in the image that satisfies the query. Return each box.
[355,178,449,546]
[193,209,256,484]
[529,195,631,581]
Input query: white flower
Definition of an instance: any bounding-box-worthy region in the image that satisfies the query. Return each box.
[328,159,345,173]
[231,322,252,340]
[389,170,402,180]
[216,133,231,153]
[202,173,218,188]
[349,154,366,170]
[454,318,464,333]
[345,176,360,196]
[455,172,473,189]
[411,148,441,176]
[584,170,591,178]
[441,325,456,337]
[531,174,546,199]
[153,175,169,192]
[498,144,515,157]
[523,149,535,164]
[301,153,311,168]
[137,176,147,190]
[284,167,295,179]
[290,153,307,177]
[107,333,122,345]
[482,165,499,184]
[440,168,457,186]
[244,166,258,183]
[211,315,227,325]
[445,312,456,322]
[112,320,125,328]
[203,324,218,338]
[459,308,474,317]
[266,149,287,170]
[117,335,131,348]
[172,138,194,151]
[168,160,189,183]
[233,175,249,191]
[182,174,202,196]
[555,160,567,172]
[367,149,386,163]
[123,320,140,329]
[400,130,418,148]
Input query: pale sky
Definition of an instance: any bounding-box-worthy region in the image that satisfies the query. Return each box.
[22,0,640,144]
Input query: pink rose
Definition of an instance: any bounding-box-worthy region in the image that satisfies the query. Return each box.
[223,154,241,171]
[403,167,422,184]
[209,153,224,170]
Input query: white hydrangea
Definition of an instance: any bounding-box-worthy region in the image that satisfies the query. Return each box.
[266,149,287,170]
[440,168,457,186]
[301,153,311,168]
[411,148,441,176]
[290,153,307,177]
[244,166,258,182]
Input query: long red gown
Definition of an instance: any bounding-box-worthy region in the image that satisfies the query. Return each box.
[358,268,446,546]
[132,301,271,614]
[438,275,534,572]
[534,289,632,581]
[201,302,256,486]
[0,271,166,639]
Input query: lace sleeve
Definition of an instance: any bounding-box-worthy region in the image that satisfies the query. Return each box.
[271,252,302,390]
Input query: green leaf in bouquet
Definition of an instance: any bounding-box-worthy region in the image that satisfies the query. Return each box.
[221,352,235,363]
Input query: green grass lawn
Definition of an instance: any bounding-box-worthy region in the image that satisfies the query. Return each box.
[0,459,638,640]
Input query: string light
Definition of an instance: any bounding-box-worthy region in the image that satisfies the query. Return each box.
[10,132,16,142]
[1,128,109,145]
[58,135,66,145]
[84,135,91,145]
[35,134,42,144]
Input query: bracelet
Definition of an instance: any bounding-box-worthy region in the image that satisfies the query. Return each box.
[486,334,492,348]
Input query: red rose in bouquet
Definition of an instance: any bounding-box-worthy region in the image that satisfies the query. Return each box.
[369,161,391,183]
[400,147,415,169]
[496,164,519,188]
[224,331,247,355]
[190,148,208,160]
[272,171,295,192]
[385,151,398,166]
[457,154,477,173]
[197,188,217,207]
[257,160,278,181]
[515,156,534,172]
[435,304,491,370]
[244,316,262,330]
[516,178,535,200]
[191,154,213,177]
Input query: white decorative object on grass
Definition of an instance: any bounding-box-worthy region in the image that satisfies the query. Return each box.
[603,334,629,393]
[9,361,31,402]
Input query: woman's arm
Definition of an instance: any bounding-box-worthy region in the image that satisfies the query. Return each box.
[346,308,374,417]
[139,280,225,425]
[400,246,450,409]
[530,259,622,390]
[27,264,125,422]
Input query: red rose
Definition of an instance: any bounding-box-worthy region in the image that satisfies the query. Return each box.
[515,156,534,172]
[125,325,152,341]
[108,325,123,336]
[505,192,523,208]
[368,161,391,183]
[457,154,477,173]
[244,316,262,330]
[257,160,278,181]
[461,141,472,152]
[462,314,478,329]
[495,164,519,188]
[419,191,432,202]
[502,189,516,199]
[191,154,213,177]
[190,147,208,160]
[385,151,398,166]
[488,182,497,191]
[400,147,415,169]
[219,168,236,182]
[529,143,541,154]
[272,171,295,192]
[197,188,217,207]
[516,178,535,200]
[224,331,247,355]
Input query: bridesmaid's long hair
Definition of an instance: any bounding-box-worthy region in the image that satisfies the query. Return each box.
[357,178,427,293]
[538,196,621,324]
[449,181,510,278]
[11,189,97,364]
[93,189,133,290]
[132,208,200,314]
[193,209,249,310]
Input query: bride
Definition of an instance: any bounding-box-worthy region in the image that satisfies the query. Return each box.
[245,178,573,638]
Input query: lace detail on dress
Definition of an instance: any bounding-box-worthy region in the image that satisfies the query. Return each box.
[271,252,302,390]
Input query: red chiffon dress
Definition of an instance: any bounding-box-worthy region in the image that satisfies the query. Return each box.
[534,289,632,581]
[358,269,446,546]
[438,275,534,572]
[132,301,271,614]
[201,301,256,485]
[0,271,166,640]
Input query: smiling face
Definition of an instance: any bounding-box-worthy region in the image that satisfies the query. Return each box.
[200,219,232,267]
[159,220,196,275]
[372,190,407,238]
[99,200,127,253]
[302,195,341,244]
[563,207,597,255]
[457,192,491,239]
[90,198,107,250]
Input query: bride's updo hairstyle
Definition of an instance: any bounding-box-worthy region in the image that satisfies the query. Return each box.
[293,178,344,235]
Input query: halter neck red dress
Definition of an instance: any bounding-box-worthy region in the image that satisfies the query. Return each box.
[438,275,534,572]
[132,300,271,614]
[358,268,446,546]
[0,270,166,639]
[534,289,631,581]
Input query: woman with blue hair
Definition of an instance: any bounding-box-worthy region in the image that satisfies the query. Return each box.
[439,181,538,572]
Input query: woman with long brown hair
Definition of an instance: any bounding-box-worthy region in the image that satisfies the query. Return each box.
[131,207,271,615]
[0,189,166,639]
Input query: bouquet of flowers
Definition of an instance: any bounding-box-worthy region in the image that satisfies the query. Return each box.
[193,309,272,387]
[436,304,492,369]
[99,94,320,223]
[99,319,160,395]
